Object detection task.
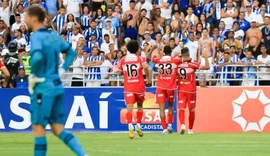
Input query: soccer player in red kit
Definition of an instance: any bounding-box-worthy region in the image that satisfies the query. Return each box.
[152,46,191,135]
[0,60,10,87]
[178,47,209,134]
[118,40,148,139]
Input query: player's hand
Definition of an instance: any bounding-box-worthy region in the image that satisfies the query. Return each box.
[28,74,46,95]
[58,67,66,78]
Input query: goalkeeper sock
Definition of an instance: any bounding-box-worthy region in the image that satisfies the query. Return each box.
[179,110,185,125]
[161,118,167,130]
[136,111,143,124]
[126,112,132,124]
[59,130,86,156]
[189,111,195,130]
[168,113,173,124]
[34,136,47,156]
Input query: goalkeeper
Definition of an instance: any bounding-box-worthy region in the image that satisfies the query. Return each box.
[25,6,88,156]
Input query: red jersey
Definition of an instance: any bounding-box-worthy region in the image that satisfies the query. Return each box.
[119,54,146,93]
[178,62,200,93]
[152,56,183,90]
[0,60,5,69]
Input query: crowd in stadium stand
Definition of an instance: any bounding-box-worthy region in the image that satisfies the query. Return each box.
[1,0,270,88]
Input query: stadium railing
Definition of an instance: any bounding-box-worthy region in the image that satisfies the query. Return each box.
[20,64,270,87]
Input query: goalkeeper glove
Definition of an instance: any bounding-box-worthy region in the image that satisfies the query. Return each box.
[28,74,45,95]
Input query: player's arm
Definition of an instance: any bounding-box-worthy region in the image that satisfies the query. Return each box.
[151,56,159,63]
[114,58,124,75]
[28,36,46,94]
[142,57,149,80]
[30,50,44,74]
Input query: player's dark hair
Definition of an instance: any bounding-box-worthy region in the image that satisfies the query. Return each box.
[127,40,139,54]
[163,46,172,55]
[181,47,190,57]
[26,5,46,23]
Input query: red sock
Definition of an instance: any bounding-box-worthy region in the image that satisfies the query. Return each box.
[179,110,185,125]
[136,111,143,124]
[126,112,132,124]
[161,118,167,130]
[168,113,173,124]
[189,111,195,129]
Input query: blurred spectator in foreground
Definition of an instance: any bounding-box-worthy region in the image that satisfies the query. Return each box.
[9,65,28,88]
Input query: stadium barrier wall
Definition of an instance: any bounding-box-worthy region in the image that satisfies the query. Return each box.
[0,88,177,132]
[0,87,269,133]
[189,87,270,133]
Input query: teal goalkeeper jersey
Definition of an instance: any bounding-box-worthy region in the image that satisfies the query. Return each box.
[29,27,75,93]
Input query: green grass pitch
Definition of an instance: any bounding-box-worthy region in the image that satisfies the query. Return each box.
[0,133,270,156]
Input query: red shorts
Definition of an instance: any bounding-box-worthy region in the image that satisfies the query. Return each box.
[178,92,197,109]
[155,88,175,104]
[124,93,145,104]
